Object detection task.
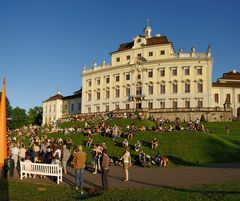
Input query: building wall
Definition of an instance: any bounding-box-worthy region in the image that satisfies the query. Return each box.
[42,99,63,125]
[81,44,213,114]
[212,87,240,118]
[63,97,81,116]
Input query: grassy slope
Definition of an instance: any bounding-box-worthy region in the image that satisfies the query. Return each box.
[48,119,240,166]
[1,179,240,201]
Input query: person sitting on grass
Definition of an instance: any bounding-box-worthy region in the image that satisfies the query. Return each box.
[161,156,169,167]
[151,138,158,150]
[154,153,162,166]
[134,140,141,152]
[139,150,146,167]
[122,138,129,148]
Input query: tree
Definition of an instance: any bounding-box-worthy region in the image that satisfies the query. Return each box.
[9,107,29,129]
[28,106,43,126]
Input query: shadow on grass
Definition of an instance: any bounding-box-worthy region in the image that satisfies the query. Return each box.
[168,155,198,166]
[141,140,151,147]
[0,176,9,201]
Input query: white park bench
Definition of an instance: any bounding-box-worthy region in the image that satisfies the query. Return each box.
[20,161,63,184]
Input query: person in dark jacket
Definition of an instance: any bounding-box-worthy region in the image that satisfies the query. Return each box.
[101,149,109,190]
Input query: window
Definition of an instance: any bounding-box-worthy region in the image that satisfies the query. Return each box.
[185,82,190,93]
[64,105,67,112]
[197,100,203,108]
[106,77,110,84]
[88,107,91,113]
[160,69,165,77]
[88,80,92,87]
[126,74,130,80]
[136,84,142,95]
[172,100,178,109]
[137,53,141,57]
[116,75,120,82]
[115,104,119,110]
[126,86,130,97]
[185,100,190,108]
[53,104,56,112]
[148,70,153,78]
[45,106,47,113]
[214,94,219,103]
[116,87,120,98]
[197,67,202,75]
[226,94,231,103]
[71,104,74,112]
[126,103,130,110]
[105,105,109,112]
[126,55,131,60]
[116,57,120,62]
[96,78,100,85]
[78,103,81,111]
[160,50,165,55]
[137,74,141,80]
[160,100,165,109]
[197,81,203,93]
[49,105,51,113]
[148,102,153,109]
[173,82,178,93]
[96,106,100,113]
[106,89,110,99]
[97,90,100,100]
[160,83,165,94]
[185,68,190,75]
[148,84,153,95]
[149,52,153,57]
[172,68,177,76]
[238,94,240,103]
[88,92,92,101]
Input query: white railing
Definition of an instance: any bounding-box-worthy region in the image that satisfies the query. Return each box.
[20,161,63,184]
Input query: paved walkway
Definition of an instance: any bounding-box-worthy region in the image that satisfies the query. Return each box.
[11,163,240,189]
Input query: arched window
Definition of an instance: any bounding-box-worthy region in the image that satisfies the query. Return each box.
[96,89,100,100]
[172,81,178,93]
[116,86,120,98]
[88,91,92,101]
[126,85,130,97]
[160,81,165,94]
[185,80,190,93]
[148,82,153,95]
[136,82,142,96]
[197,80,203,93]
[106,88,110,99]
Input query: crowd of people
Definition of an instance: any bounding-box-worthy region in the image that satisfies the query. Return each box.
[5,116,210,193]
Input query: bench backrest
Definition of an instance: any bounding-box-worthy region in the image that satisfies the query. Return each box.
[20,161,61,176]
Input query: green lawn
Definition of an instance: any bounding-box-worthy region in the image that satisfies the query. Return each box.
[1,179,240,201]
[43,119,240,166]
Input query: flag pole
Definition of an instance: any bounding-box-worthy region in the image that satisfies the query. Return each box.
[0,78,7,171]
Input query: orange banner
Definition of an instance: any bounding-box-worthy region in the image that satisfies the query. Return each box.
[0,78,7,168]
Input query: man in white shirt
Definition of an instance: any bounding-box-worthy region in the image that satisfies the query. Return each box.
[11,143,19,168]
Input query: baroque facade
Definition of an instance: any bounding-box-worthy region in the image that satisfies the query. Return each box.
[81,25,213,114]
[42,24,240,125]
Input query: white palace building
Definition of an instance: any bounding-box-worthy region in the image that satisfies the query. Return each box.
[42,24,240,125]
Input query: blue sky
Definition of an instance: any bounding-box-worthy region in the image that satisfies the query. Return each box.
[0,0,240,111]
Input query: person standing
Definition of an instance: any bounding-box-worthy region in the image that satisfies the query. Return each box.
[11,143,19,169]
[62,145,70,174]
[73,145,86,194]
[101,149,109,190]
[121,147,131,181]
